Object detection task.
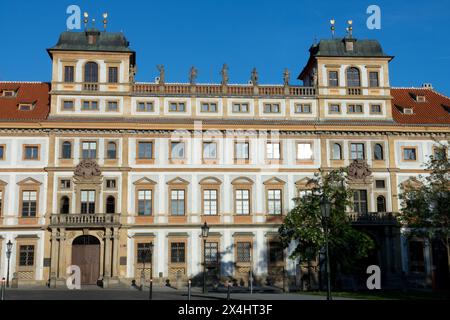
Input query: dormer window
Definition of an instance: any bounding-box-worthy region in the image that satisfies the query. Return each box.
[18,104,34,111]
[2,90,16,97]
[443,105,450,114]
[416,96,426,103]
[403,108,414,115]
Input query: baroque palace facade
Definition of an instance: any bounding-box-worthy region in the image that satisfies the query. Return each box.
[0,27,449,289]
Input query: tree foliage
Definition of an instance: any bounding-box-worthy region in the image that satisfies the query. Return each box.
[398,143,450,276]
[279,168,375,275]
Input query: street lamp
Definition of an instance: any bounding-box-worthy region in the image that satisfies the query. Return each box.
[201,222,210,294]
[149,242,154,300]
[6,240,13,288]
[320,196,332,301]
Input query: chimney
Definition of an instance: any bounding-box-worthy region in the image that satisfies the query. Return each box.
[422,83,433,89]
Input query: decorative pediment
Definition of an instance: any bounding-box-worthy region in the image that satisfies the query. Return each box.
[0,179,8,186]
[133,177,157,186]
[400,177,423,191]
[17,177,42,186]
[166,177,189,185]
[263,177,286,185]
[295,177,318,189]
[348,160,372,182]
[74,160,102,180]
[199,177,222,185]
[231,177,254,185]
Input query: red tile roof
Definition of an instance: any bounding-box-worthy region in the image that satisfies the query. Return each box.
[391,88,450,125]
[0,82,50,121]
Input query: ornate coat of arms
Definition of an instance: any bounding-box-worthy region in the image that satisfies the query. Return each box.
[74,159,102,179]
[348,160,372,181]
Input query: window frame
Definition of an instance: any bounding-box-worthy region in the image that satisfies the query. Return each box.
[136,140,155,163]
[296,142,314,161]
[402,147,418,162]
[81,141,98,160]
[350,143,366,160]
[137,101,155,113]
[23,145,40,161]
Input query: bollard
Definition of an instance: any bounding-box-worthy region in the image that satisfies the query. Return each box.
[188,280,191,301]
[227,281,231,301]
[149,279,153,300]
[1,278,5,301]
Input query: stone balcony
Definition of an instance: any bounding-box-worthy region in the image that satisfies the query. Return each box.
[348,212,398,226]
[50,213,121,228]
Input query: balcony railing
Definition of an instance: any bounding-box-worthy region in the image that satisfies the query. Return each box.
[50,213,121,227]
[132,83,316,97]
[83,83,99,91]
[348,212,398,226]
[347,87,362,96]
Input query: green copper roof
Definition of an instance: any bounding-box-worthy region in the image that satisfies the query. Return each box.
[48,30,134,54]
[310,38,391,58]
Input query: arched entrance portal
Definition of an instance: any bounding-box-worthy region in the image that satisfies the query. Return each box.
[72,235,101,285]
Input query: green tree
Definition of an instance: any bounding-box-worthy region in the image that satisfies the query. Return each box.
[279,168,375,287]
[398,143,450,282]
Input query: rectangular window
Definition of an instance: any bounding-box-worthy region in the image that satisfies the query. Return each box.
[205,242,219,265]
[64,66,74,83]
[235,142,249,160]
[138,142,153,159]
[169,102,186,112]
[203,142,217,159]
[171,142,185,159]
[60,179,71,190]
[266,142,281,160]
[203,189,218,216]
[106,179,117,189]
[375,180,386,189]
[263,103,280,113]
[371,105,382,114]
[108,67,118,83]
[232,103,249,113]
[409,241,425,273]
[81,190,95,214]
[269,242,284,263]
[82,101,98,110]
[137,102,154,112]
[350,143,365,160]
[171,190,185,216]
[294,104,312,114]
[171,242,186,263]
[21,191,37,217]
[328,71,339,87]
[329,104,341,113]
[403,148,417,161]
[138,190,152,216]
[348,104,363,113]
[353,190,368,215]
[82,142,97,159]
[267,189,282,215]
[24,146,39,160]
[0,145,4,160]
[62,100,74,110]
[236,242,251,263]
[107,101,118,112]
[201,102,218,113]
[19,245,35,266]
[235,189,250,215]
[297,143,313,160]
[18,104,33,111]
[137,243,152,263]
[369,71,380,88]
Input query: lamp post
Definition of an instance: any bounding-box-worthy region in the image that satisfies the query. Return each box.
[149,242,154,300]
[201,222,210,294]
[6,240,13,288]
[320,196,332,301]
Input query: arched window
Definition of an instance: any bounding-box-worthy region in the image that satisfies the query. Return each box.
[332,143,342,160]
[346,67,361,87]
[62,141,72,159]
[84,62,99,83]
[374,144,384,161]
[106,196,116,214]
[377,196,386,213]
[60,196,70,214]
[107,142,117,160]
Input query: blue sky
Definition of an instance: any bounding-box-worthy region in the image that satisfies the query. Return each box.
[1,0,449,95]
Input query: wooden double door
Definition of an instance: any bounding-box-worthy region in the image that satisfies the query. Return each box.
[72,236,101,285]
